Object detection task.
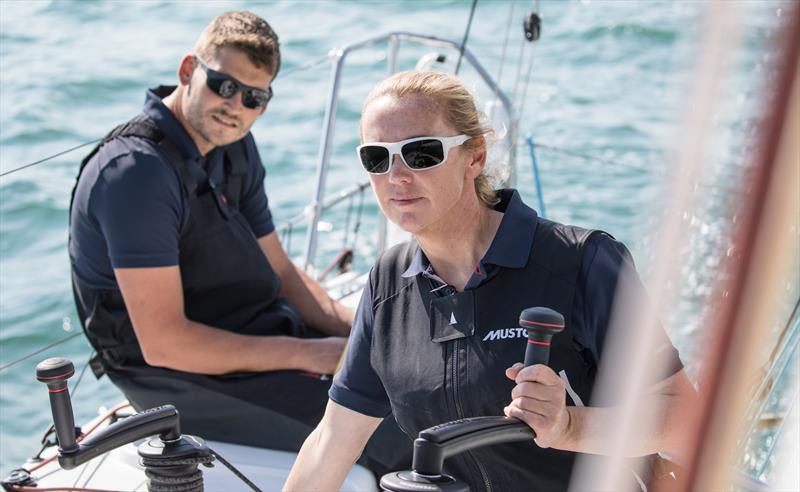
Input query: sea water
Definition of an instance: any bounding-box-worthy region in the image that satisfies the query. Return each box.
[0,0,793,480]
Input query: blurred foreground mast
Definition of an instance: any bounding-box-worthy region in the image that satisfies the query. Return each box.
[675,4,800,491]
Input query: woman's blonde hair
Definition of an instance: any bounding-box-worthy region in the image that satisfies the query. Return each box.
[362,71,499,207]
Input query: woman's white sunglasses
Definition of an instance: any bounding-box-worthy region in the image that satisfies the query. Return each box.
[356,134,470,174]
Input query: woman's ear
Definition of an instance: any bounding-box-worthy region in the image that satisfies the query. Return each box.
[466,139,488,179]
[177,54,196,86]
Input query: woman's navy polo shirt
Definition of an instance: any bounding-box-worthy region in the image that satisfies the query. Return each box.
[329,189,683,418]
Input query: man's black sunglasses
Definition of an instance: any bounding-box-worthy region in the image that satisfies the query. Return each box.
[194,55,273,110]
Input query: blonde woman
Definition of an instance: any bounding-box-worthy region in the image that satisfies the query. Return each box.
[284,71,695,491]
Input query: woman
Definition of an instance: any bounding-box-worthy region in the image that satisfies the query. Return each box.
[283,71,696,491]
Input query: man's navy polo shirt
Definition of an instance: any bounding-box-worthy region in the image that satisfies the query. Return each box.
[329,189,682,418]
[70,87,274,291]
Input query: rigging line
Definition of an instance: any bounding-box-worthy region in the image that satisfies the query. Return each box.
[518,141,745,195]
[515,42,537,126]
[351,186,365,249]
[0,138,102,178]
[757,379,799,478]
[278,54,330,78]
[494,0,517,92]
[68,356,93,400]
[209,448,262,492]
[516,0,541,127]
[738,296,800,448]
[510,28,529,104]
[24,402,133,474]
[511,0,539,105]
[0,332,82,373]
[454,0,479,75]
[343,194,353,248]
[530,142,649,171]
[765,295,800,367]
[0,55,329,180]
[529,141,748,194]
[4,486,121,492]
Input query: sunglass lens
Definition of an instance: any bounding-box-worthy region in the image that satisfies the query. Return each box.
[242,91,259,109]
[242,88,270,109]
[218,79,238,98]
[401,139,445,169]
[359,146,391,173]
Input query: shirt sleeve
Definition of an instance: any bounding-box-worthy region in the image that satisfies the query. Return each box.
[580,234,684,383]
[329,279,393,418]
[239,134,274,238]
[92,151,184,268]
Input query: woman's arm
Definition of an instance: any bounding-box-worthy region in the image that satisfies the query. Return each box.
[504,363,698,456]
[283,399,383,491]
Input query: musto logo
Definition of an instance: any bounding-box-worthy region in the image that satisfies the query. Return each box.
[482,328,528,341]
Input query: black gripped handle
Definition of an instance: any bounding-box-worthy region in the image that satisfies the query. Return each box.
[36,357,182,470]
[521,306,565,367]
[411,416,533,476]
[57,405,182,469]
[36,357,79,454]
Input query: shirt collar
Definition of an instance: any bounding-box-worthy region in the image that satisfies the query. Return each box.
[482,188,538,269]
[400,189,538,278]
[143,86,204,164]
[143,86,226,184]
[401,247,428,278]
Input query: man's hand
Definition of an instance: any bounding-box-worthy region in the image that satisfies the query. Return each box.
[504,362,571,449]
[258,232,353,336]
[300,337,347,375]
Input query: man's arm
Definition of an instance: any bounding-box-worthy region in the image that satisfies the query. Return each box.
[258,231,353,336]
[115,265,346,374]
[282,399,382,491]
[504,363,698,456]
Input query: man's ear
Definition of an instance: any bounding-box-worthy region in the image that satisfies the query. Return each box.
[177,54,197,86]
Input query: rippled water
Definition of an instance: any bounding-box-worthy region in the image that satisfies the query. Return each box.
[0,0,792,478]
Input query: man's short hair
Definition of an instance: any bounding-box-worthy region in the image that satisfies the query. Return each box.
[195,11,281,77]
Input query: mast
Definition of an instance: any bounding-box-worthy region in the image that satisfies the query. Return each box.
[675,4,800,490]
[569,3,800,490]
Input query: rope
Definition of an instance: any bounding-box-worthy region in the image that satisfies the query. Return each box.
[0,139,102,178]
[0,332,82,372]
[68,355,93,400]
[5,485,123,492]
[25,402,133,474]
[343,194,353,248]
[454,0,479,75]
[351,187,365,249]
[209,448,262,492]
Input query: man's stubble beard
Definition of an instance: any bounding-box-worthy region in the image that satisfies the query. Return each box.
[184,96,246,149]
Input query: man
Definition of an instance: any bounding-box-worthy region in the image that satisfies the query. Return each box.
[68,11,410,471]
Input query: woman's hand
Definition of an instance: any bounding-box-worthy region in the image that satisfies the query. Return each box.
[504,362,572,449]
